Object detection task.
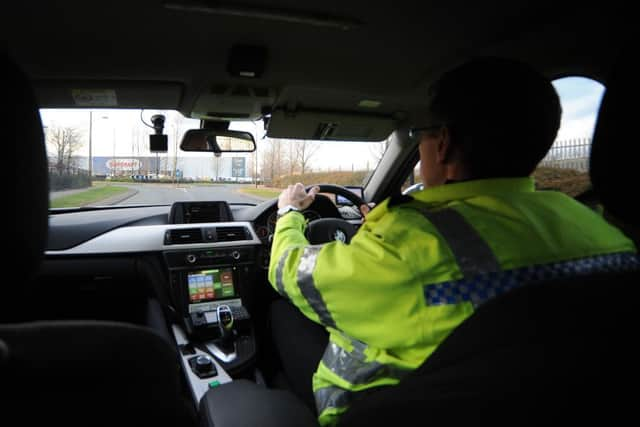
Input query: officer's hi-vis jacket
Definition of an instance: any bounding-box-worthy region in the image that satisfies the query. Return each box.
[268,177,638,426]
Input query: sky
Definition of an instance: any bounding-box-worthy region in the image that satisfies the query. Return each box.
[39,76,604,172]
[552,76,605,141]
[39,108,384,171]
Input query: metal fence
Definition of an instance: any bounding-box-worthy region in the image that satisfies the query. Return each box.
[538,138,591,172]
[48,164,89,176]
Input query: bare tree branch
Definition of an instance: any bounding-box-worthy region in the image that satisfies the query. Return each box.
[47,126,83,174]
[212,155,221,181]
[296,140,320,175]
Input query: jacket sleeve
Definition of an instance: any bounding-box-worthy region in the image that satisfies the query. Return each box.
[267,211,326,323]
[267,207,423,346]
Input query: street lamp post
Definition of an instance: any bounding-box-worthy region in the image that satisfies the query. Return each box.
[112,127,116,177]
[254,150,258,188]
[172,122,179,182]
[253,121,259,188]
[88,111,93,178]
[89,113,109,179]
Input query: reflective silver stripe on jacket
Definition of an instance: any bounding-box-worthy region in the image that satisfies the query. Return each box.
[321,340,408,385]
[315,385,352,415]
[418,208,501,277]
[316,336,408,414]
[275,248,291,299]
[297,245,337,328]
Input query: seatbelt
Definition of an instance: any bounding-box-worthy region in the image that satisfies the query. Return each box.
[135,256,178,325]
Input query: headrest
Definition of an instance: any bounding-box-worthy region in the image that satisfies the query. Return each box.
[7,54,49,278]
[590,53,637,225]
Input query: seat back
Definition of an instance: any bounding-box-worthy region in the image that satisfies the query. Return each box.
[0,321,196,426]
[340,51,639,426]
[590,49,640,245]
[0,54,196,426]
[340,271,637,425]
[4,51,49,319]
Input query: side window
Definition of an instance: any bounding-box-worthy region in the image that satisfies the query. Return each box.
[404,77,605,198]
[402,162,422,194]
[533,77,605,198]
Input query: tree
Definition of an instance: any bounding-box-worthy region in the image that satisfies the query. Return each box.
[246,154,255,182]
[260,138,286,185]
[212,155,221,181]
[47,126,83,174]
[287,140,296,177]
[273,139,283,182]
[259,144,274,183]
[295,140,320,176]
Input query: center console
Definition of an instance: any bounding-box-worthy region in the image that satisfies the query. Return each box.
[163,205,263,403]
[162,204,318,426]
[165,246,260,403]
[166,247,257,374]
[178,262,250,339]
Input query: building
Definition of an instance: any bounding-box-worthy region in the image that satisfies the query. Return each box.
[68,155,252,180]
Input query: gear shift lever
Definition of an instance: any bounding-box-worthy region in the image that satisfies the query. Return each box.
[217,304,235,350]
[205,304,239,363]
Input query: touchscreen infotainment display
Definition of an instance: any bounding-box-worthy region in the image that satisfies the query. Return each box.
[187,268,235,303]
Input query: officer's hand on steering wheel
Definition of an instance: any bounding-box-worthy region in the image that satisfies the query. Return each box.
[359,202,376,218]
[276,183,370,244]
[278,183,320,210]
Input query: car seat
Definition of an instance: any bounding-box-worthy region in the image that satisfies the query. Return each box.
[339,48,639,426]
[0,53,197,427]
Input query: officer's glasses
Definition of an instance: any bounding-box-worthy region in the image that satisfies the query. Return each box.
[408,125,446,139]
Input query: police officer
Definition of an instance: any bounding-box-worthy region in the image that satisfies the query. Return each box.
[268,57,638,426]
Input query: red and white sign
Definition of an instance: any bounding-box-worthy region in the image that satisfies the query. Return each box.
[106,159,141,171]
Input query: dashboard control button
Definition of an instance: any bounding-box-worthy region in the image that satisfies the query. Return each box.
[194,355,213,373]
[190,355,218,378]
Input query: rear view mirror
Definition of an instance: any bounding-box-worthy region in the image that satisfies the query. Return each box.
[180,129,256,153]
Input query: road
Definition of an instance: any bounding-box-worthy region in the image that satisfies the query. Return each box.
[113,183,266,205]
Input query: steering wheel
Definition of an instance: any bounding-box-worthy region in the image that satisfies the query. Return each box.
[304,184,366,245]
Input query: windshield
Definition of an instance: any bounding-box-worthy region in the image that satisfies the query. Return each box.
[41,109,386,208]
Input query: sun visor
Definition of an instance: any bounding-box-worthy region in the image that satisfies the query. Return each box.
[267,110,395,142]
[33,81,184,109]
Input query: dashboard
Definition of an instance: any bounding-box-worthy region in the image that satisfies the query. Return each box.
[46,197,363,262]
[31,196,364,367]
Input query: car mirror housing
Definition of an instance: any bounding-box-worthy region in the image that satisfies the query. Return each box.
[180,129,256,153]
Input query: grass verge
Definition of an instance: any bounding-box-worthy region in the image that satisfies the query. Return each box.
[50,185,129,208]
[238,187,282,199]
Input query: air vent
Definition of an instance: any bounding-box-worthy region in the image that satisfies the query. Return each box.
[165,228,204,245]
[216,226,249,242]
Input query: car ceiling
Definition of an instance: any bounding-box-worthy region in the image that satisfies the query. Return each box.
[5,0,631,122]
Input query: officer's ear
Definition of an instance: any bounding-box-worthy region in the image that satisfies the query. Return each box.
[435,127,454,165]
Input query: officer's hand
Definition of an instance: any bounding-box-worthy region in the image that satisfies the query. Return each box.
[359,203,376,219]
[278,183,320,210]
